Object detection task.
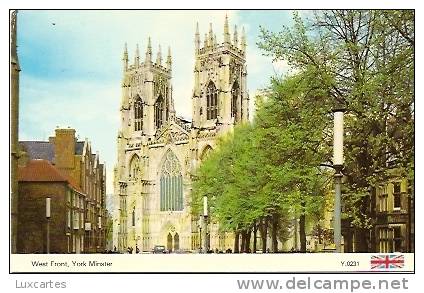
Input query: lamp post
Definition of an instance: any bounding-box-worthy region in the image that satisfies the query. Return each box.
[202,195,208,253]
[46,197,51,254]
[333,108,345,253]
[198,215,202,253]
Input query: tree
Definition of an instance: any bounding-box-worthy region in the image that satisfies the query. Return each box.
[258,10,414,251]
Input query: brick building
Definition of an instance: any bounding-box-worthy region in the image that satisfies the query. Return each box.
[19,128,107,253]
[17,160,86,253]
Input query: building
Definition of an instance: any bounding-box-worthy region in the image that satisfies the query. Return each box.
[10,10,20,254]
[374,174,414,253]
[17,160,86,253]
[113,16,249,252]
[19,128,107,253]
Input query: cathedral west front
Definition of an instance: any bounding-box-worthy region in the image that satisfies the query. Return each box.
[113,16,249,252]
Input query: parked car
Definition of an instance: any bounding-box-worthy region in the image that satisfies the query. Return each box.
[153,245,167,254]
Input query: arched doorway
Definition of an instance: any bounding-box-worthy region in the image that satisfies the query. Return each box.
[174,233,180,251]
[167,233,173,252]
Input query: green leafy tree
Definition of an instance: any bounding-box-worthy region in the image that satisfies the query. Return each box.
[258,10,414,251]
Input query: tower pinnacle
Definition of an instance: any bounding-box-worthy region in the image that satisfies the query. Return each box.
[145,37,152,64]
[208,23,214,47]
[122,42,129,71]
[195,22,200,52]
[166,46,172,71]
[156,44,162,65]
[224,14,230,44]
[241,26,247,53]
[233,25,238,48]
[135,43,140,67]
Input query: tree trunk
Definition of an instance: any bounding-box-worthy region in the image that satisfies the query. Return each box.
[234,231,240,253]
[299,214,306,252]
[271,214,278,252]
[240,230,246,253]
[261,217,268,253]
[299,200,307,252]
[245,228,252,253]
[253,221,257,253]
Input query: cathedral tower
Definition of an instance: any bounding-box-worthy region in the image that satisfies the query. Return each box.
[192,16,249,131]
[120,38,175,140]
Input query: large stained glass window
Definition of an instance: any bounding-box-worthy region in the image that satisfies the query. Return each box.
[160,150,183,211]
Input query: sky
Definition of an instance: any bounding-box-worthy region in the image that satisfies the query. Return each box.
[17,10,298,195]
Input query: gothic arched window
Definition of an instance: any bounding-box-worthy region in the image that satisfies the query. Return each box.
[231,81,239,121]
[129,155,140,180]
[160,150,183,211]
[206,81,218,120]
[134,96,143,131]
[132,208,135,227]
[155,95,164,129]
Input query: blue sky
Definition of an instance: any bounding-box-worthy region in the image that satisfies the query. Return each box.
[17,10,298,193]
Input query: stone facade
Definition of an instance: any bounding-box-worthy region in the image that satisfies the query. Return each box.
[113,16,248,252]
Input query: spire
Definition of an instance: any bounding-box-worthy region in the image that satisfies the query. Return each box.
[204,33,208,48]
[156,44,162,65]
[224,14,230,44]
[195,22,200,52]
[233,25,239,48]
[145,37,152,64]
[241,26,247,53]
[134,43,140,67]
[208,23,214,47]
[166,46,172,70]
[122,42,128,71]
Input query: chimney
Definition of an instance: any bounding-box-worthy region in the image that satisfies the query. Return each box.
[54,128,76,169]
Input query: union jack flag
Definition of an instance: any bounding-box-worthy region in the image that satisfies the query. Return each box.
[371,254,404,269]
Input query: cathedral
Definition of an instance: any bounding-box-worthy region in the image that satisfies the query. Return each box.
[113,16,249,252]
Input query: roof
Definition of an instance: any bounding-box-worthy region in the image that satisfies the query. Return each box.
[18,159,84,194]
[20,140,87,159]
[20,141,55,162]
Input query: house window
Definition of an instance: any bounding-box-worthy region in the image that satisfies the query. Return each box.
[206,81,218,120]
[67,210,71,228]
[393,226,403,252]
[134,96,143,131]
[393,182,401,210]
[378,227,391,253]
[378,185,388,212]
[155,95,164,128]
[160,150,183,211]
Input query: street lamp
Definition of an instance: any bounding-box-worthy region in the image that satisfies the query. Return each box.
[46,197,51,254]
[198,215,202,252]
[332,107,345,253]
[202,195,208,253]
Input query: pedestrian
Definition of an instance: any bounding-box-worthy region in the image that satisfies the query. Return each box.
[136,245,140,254]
